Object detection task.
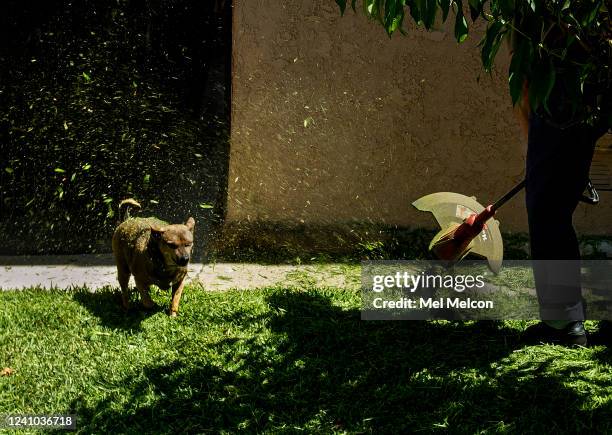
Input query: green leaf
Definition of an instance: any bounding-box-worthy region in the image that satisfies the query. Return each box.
[383,0,406,34]
[199,203,214,209]
[82,72,91,82]
[364,0,380,19]
[498,0,514,16]
[528,57,556,113]
[388,14,404,33]
[481,21,504,72]
[409,0,422,24]
[424,0,438,28]
[54,168,66,174]
[527,0,536,12]
[438,0,451,21]
[467,0,482,21]
[581,0,602,26]
[508,37,531,105]
[509,72,523,105]
[454,1,469,43]
[4,167,13,174]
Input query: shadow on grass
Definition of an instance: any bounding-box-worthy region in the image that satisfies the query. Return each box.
[71,290,612,433]
[72,288,164,332]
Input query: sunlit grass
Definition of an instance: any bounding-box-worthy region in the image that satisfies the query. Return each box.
[1,285,612,433]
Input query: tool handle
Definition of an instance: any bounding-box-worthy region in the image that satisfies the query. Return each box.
[491,179,526,212]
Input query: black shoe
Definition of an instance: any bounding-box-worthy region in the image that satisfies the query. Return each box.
[564,321,588,346]
[522,321,588,347]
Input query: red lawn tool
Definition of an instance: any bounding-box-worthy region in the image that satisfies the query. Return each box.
[413,179,599,273]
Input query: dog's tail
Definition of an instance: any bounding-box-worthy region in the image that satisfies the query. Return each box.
[118,198,141,223]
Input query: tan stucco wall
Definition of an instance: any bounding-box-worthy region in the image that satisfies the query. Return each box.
[227,0,611,235]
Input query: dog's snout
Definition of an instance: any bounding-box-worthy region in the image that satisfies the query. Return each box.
[177,255,190,266]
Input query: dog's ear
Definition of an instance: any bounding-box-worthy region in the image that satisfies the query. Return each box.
[185,217,195,233]
[150,224,166,238]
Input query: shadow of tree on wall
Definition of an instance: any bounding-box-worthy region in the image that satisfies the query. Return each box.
[68,290,612,433]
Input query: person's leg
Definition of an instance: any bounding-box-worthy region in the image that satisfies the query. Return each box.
[525,112,597,327]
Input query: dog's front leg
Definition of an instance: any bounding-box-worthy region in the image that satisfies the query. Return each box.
[135,279,156,310]
[170,279,186,317]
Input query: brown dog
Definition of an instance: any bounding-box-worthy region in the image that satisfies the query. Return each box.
[112,199,195,317]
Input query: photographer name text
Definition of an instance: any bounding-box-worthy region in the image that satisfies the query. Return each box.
[371,297,494,310]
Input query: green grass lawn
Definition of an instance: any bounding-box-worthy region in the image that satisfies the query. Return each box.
[1,284,612,434]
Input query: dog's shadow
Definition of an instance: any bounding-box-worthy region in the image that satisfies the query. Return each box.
[73,287,164,332]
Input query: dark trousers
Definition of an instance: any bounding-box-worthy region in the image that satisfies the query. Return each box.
[526,112,607,321]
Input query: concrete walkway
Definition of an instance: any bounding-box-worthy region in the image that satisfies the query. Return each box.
[0,255,361,291]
